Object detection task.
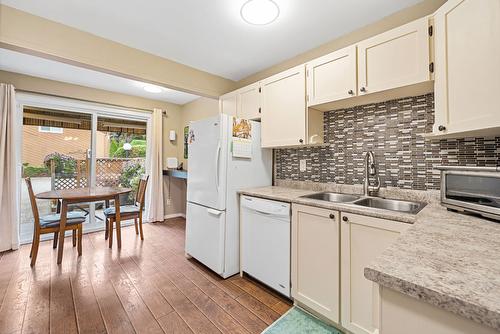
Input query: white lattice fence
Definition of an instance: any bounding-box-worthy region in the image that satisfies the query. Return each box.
[51,158,144,190]
[96,158,145,187]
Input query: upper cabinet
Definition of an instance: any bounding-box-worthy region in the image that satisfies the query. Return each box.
[260,65,308,148]
[219,83,261,120]
[238,82,261,120]
[219,90,238,117]
[432,0,500,138]
[357,17,430,96]
[306,45,358,107]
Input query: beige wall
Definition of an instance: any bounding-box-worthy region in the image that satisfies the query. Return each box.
[236,0,446,88]
[179,96,220,168]
[0,70,187,216]
[0,4,235,98]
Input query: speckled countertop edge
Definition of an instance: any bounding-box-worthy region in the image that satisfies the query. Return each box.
[238,185,500,331]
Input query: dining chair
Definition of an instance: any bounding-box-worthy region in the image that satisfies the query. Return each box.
[25,177,86,267]
[104,175,149,248]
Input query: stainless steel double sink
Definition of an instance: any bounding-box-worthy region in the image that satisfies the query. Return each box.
[300,192,426,215]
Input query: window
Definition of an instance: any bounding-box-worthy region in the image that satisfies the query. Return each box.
[38,126,63,134]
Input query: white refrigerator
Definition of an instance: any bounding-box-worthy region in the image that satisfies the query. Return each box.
[186,114,272,278]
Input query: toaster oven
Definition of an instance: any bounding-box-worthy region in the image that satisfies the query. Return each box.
[437,166,500,220]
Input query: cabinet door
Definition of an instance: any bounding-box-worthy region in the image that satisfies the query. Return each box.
[306,45,357,106]
[261,65,306,148]
[239,83,261,120]
[433,0,500,136]
[219,91,238,117]
[357,17,430,96]
[340,213,410,334]
[292,204,340,322]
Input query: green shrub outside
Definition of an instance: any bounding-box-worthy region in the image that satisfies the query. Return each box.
[22,163,50,178]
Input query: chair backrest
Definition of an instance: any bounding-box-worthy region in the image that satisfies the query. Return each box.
[135,175,149,209]
[25,177,40,226]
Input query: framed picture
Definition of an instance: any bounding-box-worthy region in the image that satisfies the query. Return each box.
[183,126,189,159]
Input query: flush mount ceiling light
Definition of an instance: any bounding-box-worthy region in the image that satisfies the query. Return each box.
[240,0,280,25]
[143,84,163,93]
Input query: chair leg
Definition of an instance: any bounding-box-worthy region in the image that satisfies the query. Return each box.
[139,216,144,241]
[53,232,59,249]
[134,218,139,235]
[77,225,83,256]
[108,218,113,248]
[105,218,109,240]
[30,227,37,257]
[72,229,77,247]
[30,232,40,267]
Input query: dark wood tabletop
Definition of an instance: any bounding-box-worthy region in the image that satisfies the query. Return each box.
[36,186,132,201]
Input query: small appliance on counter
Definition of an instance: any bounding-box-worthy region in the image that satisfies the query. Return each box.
[437,166,500,220]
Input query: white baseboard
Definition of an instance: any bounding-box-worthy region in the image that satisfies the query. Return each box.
[164,213,186,220]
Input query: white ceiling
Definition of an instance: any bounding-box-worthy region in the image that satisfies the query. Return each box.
[2,0,424,81]
[0,48,200,105]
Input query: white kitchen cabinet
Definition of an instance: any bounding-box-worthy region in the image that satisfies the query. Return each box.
[219,90,238,117]
[306,45,357,107]
[379,287,498,334]
[291,204,340,322]
[261,65,307,148]
[219,83,261,120]
[238,82,261,120]
[357,17,430,96]
[340,213,410,334]
[432,0,500,138]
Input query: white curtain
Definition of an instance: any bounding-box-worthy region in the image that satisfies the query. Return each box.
[146,108,165,222]
[0,84,20,251]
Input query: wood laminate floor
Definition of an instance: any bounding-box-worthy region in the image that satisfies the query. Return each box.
[0,218,292,334]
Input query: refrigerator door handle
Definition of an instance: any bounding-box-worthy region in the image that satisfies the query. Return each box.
[207,208,222,216]
[215,142,221,191]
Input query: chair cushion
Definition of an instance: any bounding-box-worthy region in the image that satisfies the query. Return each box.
[103,205,140,217]
[40,211,86,228]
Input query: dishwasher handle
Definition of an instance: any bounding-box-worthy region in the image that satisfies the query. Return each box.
[241,196,290,218]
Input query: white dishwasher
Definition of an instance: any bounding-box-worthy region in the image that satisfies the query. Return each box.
[240,195,291,297]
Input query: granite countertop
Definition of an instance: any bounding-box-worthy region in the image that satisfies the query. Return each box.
[238,185,500,331]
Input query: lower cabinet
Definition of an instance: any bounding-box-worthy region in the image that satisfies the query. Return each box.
[379,287,498,334]
[340,212,410,334]
[291,204,340,322]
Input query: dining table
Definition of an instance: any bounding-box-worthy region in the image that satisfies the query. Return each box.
[36,186,132,264]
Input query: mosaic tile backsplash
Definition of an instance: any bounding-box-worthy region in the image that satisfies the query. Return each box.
[274,94,500,190]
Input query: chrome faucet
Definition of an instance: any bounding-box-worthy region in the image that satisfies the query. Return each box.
[364,151,380,196]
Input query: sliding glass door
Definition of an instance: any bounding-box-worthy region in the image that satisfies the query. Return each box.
[18,94,151,244]
[94,116,148,223]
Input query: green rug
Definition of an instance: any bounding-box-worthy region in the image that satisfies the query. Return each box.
[262,307,343,334]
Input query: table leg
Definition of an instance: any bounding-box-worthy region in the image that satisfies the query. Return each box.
[57,200,68,264]
[115,195,122,249]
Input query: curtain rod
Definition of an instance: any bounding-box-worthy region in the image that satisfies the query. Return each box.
[15,89,161,114]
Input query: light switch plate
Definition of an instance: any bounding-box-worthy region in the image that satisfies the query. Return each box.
[299,159,307,172]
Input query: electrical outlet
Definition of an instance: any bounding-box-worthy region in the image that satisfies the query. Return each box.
[166,198,172,205]
[299,159,307,172]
